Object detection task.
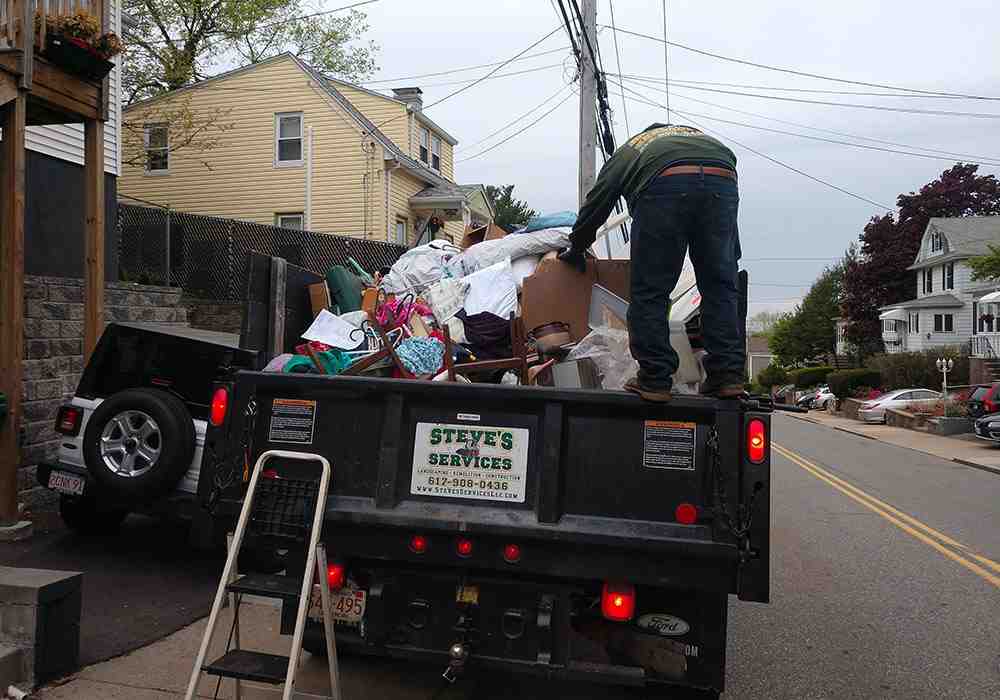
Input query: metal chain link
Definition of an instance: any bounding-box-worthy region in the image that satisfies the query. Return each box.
[706,426,758,544]
[205,397,257,514]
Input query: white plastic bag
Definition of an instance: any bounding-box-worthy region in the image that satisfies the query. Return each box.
[565,327,638,391]
[381,240,462,293]
[445,227,571,277]
[463,258,518,318]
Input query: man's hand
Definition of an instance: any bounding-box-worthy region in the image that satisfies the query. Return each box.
[557,247,587,274]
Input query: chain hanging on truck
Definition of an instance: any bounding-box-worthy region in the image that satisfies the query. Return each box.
[204,397,257,514]
[706,427,759,558]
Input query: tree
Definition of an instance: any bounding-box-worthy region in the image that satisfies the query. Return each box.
[485,185,537,231]
[842,164,1000,355]
[769,263,844,365]
[121,0,378,166]
[747,310,784,336]
[968,244,1000,282]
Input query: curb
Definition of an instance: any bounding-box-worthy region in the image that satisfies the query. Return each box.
[784,412,876,440]
[951,458,1000,477]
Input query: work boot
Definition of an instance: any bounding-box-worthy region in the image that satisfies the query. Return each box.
[624,377,672,402]
[701,382,746,399]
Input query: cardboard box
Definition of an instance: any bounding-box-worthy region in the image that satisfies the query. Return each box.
[521,258,631,342]
[308,282,332,317]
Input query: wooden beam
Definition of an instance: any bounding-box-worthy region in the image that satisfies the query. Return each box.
[84,119,105,360]
[0,92,27,525]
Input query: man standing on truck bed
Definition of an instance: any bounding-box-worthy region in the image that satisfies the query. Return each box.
[558,124,744,402]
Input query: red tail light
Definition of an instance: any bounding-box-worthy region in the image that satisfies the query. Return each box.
[747,419,767,464]
[502,543,521,563]
[409,534,428,554]
[985,399,996,413]
[675,502,698,525]
[326,563,345,590]
[209,387,228,427]
[55,405,82,436]
[456,538,474,557]
[601,582,636,622]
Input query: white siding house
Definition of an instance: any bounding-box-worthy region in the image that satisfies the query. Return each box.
[879,216,1000,355]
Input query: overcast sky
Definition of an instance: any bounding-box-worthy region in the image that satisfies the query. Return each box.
[350,0,1000,313]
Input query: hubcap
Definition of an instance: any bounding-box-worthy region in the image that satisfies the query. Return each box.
[99,410,162,478]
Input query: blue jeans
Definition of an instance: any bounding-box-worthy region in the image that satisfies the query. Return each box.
[627,173,743,389]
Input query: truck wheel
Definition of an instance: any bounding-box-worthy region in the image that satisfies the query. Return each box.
[59,495,128,535]
[82,388,196,503]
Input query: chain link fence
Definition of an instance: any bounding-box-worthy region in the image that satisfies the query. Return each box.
[118,203,407,300]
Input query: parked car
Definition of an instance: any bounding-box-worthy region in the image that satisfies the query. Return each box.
[857,388,941,423]
[973,412,1000,442]
[966,383,1000,419]
[796,388,820,409]
[813,386,836,410]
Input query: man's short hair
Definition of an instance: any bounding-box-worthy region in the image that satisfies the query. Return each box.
[643,123,702,135]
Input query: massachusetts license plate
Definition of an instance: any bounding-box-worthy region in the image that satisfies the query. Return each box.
[307,585,366,624]
[48,471,85,496]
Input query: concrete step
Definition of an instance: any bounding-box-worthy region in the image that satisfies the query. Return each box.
[0,644,27,693]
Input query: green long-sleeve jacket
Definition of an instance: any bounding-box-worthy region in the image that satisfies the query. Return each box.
[569,124,737,250]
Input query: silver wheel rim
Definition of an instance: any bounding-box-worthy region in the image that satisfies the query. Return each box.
[99,410,162,478]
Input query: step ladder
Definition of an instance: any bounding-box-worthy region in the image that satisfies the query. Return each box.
[184,449,342,700]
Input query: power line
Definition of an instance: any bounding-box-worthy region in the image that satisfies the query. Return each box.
[371,25,565,133]
[357,46,571,85]
[456,91,577,163]
[617,76,1000,163]
[409,63,564,89]
[457,84,574,152]
[600,24,1000,101]
[607,0,630,135]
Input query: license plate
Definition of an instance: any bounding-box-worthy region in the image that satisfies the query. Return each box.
[48,471,85,496]
[307,585,366,624]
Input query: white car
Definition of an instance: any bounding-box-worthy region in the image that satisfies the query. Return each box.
[813,387,836,410]
[857,388,941,423]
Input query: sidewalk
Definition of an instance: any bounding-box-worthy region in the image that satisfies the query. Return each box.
[786,410,1000,476]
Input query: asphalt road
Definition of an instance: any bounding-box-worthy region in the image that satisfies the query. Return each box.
[8,413,1000,697]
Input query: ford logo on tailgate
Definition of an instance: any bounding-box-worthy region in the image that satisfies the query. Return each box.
[637,613,691,637]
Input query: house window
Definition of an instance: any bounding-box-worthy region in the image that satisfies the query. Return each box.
[419,128,429,164]
[145,124,169,173]
[275,213,304,230]
[945,262,954,290]
[431,134,442,171]
[933,314,954,333]
[394,217,408,246]
[922,268,933,294]
[909,313,920,333]
[931,231,944,252]
[275,113,303,165]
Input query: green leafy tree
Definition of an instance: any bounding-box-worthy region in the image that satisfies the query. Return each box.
[769,263,844,365]
[757,363,788,390]
[748,310,784,336]
[485,185,537,231]
[968,244,1000,282]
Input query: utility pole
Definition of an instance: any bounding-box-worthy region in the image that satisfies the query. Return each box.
[577,0,598,206]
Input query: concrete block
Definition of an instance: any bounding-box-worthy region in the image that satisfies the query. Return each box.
[16,466,38,494]
[104,290,129,306]
[24,280,47,300]
[22,360,60,381]
[0,523,32,544]
[47,285,84,303]
[19,441,59,467]
[59,321,84,339]
[21,400,61,424]
[24,380,62,402]
[24,340,50,360]
[22,421,57,446]
[37,303,70,321]
[52,339,82,357]
[68,304,85,320]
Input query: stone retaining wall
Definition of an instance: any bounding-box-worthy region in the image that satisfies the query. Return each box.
[183,299,244,335]
[840,398,865,420]
[19,277,187,512]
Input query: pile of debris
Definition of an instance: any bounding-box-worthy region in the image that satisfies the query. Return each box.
[266,215,706,393]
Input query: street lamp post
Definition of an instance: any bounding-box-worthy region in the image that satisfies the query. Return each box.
[936,357,954,397]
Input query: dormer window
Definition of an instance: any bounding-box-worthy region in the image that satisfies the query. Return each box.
[930,230,945,253]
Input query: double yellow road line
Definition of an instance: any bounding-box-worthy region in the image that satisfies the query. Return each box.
[773,443,1000,590]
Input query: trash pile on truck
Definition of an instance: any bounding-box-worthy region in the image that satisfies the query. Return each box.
[266,213,707,392]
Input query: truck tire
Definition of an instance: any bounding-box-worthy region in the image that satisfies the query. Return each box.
[82,388,196,503]
[59,495,128,535]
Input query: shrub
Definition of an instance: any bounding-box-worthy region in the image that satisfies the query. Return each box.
[788,365,834,388]
[828,368,882,398]
[757,364,788,390]
[865,347,968,391]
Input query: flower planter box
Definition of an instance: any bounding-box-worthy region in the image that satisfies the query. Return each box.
[43,34,114,81]
[930,417,972,436]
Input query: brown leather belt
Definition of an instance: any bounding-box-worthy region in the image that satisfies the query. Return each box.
[659,165,737,180]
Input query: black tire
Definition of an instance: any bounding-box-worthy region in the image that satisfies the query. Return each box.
[59,495,128,535]
[83,388,196,503]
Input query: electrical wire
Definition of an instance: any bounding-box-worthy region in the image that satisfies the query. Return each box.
[457,84,574,152]
[456,91,577,163]
[607,0,630,135]
[407,63,564,89]
[603,79,894,210]
[357,46,571,85]
[599,24,1000,101]
[616,76,1000,163]
[370,25,565,133]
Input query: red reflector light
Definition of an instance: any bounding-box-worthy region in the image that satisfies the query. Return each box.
[502,543,521,563]
[55,406,82,436]
[747,419,767,464]
[456,538,473,557]
[601,582,636,622]
[675,502,698,525]
[262,468,279,479]
[209,387,228,427]
[326,563,345,591]
[409,535,428,554]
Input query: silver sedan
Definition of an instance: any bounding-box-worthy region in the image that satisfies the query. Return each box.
[857,388,941,423]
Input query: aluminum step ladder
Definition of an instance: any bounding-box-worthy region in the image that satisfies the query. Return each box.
[184,449,342,700]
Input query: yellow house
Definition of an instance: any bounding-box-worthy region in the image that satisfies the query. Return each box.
[119,54,493,247]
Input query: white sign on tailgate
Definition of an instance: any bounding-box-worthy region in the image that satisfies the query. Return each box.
[410,422,530,503]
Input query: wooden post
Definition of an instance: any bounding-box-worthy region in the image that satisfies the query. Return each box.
[0,92,27,525]
[84,119,105,359]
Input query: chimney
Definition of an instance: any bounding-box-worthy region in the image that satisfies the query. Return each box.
[392,87,423,112]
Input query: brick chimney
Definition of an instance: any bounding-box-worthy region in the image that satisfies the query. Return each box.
[392,87,423,112]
